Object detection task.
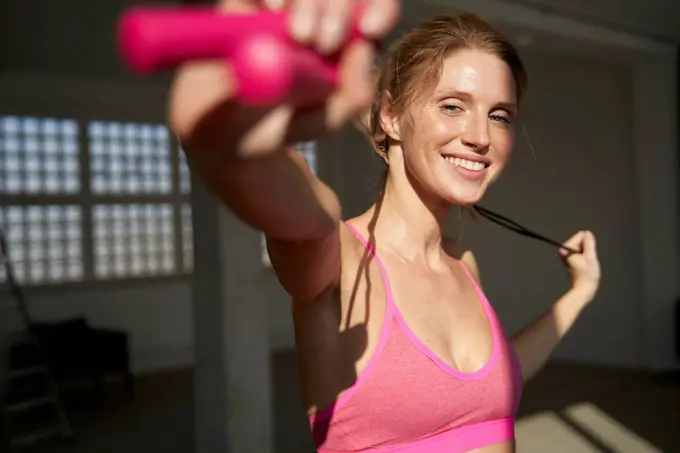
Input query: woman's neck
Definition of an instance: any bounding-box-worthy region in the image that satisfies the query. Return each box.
[367,173,451,265]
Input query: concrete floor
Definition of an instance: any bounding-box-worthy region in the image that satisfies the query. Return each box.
[20,353,680,453]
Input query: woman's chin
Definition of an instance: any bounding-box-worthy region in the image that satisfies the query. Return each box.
[440,184,487,206]
[430,165,493,206]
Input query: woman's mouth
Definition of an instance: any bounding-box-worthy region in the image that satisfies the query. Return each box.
[442,156,489,172]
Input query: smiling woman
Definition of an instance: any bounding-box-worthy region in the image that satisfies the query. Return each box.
[169,2,600,452]
[360,14,527,207]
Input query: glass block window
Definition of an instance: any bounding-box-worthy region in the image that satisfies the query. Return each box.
[0,113,192,286]
[92,204,175,278]
[0,116,80,194]
[0,205,83,284]
[89,121,171,195]
[261,142,318,267]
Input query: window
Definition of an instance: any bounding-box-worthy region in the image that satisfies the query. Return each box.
[0,115,192,286]
[260,142,318,267]
[0,116,80,195]
[88,121,189,279]
[0,205,82,284]
[0,116,83,285]
[92,204,175,278]
[89,122,172,195]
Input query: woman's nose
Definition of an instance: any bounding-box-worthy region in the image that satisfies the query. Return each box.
[461,113,490,151]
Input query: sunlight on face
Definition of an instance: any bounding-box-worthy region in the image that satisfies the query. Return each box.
[397,49,518,206]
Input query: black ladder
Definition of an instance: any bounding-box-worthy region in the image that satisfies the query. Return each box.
[0,229,74,450]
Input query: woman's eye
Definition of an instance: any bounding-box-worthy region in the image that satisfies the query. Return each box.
[490,114,512,125]
[441,104,462,114]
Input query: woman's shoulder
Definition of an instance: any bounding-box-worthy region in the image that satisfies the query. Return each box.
[336,217,375,266]
[339,215,376,252]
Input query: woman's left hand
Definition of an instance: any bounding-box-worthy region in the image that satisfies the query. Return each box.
[559,230,601,301]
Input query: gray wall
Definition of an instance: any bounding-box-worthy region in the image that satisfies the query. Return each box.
[515,0,680,41]
[466,52,641,367]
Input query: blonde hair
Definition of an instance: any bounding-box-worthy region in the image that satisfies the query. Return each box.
[360,13,528,160]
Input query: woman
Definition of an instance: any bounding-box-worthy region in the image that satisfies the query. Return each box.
[170,0,601,451]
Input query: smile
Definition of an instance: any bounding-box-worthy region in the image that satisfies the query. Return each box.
[442,156,488,172]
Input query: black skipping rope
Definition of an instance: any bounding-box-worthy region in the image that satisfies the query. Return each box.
[472,205,582,255]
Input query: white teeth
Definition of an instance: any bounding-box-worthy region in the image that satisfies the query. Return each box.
[444,156,486,171]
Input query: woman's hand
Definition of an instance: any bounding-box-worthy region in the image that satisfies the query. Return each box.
[559,230,601,301]
[169,0,400,158]
[278,0,400,54]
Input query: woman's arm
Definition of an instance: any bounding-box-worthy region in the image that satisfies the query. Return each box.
[170,56,371,302]
[510,287,592,381]
[167,0,402,302]
[196,147,341,242]
[511,230,600,381]
[452,231,600,382]
[185,141,343,302]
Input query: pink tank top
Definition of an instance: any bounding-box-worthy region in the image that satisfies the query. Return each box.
[308,223,524,453]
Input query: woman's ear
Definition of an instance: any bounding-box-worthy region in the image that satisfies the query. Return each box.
[379,91,401,142]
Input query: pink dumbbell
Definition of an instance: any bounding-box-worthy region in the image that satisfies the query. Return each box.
[117,6,371,106]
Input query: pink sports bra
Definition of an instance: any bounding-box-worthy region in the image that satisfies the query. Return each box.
[308,223,524,453]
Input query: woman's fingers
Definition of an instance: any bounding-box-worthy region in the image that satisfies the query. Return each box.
[326,39,376,128]
[581,231,598,261]
[262,0,286,10]
[286,0,401,54]
[317,0,355,54]
[559,230,584,257]
[179,0,400,152]
[360,0,401,37]
[217,0,259,12]
[283,38,375,143]
[288,0,322,44]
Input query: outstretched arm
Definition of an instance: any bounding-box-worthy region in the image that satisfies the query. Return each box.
[169,0,401,303]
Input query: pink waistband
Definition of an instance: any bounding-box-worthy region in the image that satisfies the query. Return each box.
[317,418,515,453]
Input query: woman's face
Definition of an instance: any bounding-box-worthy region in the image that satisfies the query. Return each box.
[386,49,518,206]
